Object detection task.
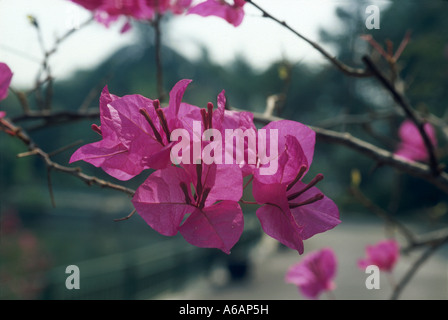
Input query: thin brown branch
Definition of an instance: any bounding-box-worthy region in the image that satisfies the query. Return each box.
[9,88,31,114]
[28,15,94,112]
[245,0,371,78]
[390,236,448,300]
[48,139,84,157]
[46,16,95,57]
[349,184,417,246]
[234,108,448,195]
[152,13,166,102]
[12,110,101,131]
[17,149,39,158]
[316,110,397,129]
[362,55,440,176]
[313,126,448,193]
[3,119,135,201]
[403,228,448,253]
[114,209,137,222]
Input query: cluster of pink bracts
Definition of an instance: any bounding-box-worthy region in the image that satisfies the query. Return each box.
[286,239,400,299]
[70,0,247,32]
[68,79,341,254]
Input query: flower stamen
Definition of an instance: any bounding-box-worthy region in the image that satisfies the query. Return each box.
[180,182,192,205]
[207,102,213,130]
[156,108,171,142]
[288,174,324,201]
[91,124,102,136]
[286,165,308,191]
[153,99,160,110]
[139,108,164,146]
[201,108,208,130]
[198,187,211,209]
[289,193,324,209]
[196,164,203,201]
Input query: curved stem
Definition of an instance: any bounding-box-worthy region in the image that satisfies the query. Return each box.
[245,0,371,78]
[153,13,166,102]
[390,238,448,300]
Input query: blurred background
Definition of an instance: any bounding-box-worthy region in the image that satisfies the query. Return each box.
[1,0,447,299]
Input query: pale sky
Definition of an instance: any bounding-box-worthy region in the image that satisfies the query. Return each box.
[0,0,387,89]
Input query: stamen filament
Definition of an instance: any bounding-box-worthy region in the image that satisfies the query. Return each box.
[289,193,324,209]
[200,108,208,130]
[198,188,211,209]
[286,165,308,191]
[196,164,203,202]
[207,102,213,130]
[288,174,324,201]
[91,124,102,136]
[153,99,160,110]
[156,108,171,142]
[140,108,164,145]
[180,182,191,205]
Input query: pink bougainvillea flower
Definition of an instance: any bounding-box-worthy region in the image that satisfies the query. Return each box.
[188,0,246,27]
[177,89,257,174]
[394,119,438,163]
[170,0,194,14]
[132,162,243,253]
[69,86,138,180]
[254,120,315,185]
[358,239,400,272]
[71,0,192,32]
[70,79,193,180]
[253,172,340,254]
[0,111,5,118]
[285,247,337,299]
[0,62,13,101]
[252,123,340,254]
[71,0,153,32]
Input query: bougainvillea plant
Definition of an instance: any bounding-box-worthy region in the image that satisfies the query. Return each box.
[358,239,400,273]
[70,0,246,32]
[285,247,337,299]
[188,0,246,27]
[70,79,341,253]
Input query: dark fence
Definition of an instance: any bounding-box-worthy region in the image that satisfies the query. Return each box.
[40,215,261,300]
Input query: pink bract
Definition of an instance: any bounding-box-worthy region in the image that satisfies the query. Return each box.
[188,0,246,27]
[254,120,315,185]
[253,178,340,254]
[69,79,193,180]
[394,119,437,162]
[71,0,192,31]
[285,247,337,299]
[358,239,400,272]
[131,163,243,254]
[0,62,13,101]
[252,121,339,254]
